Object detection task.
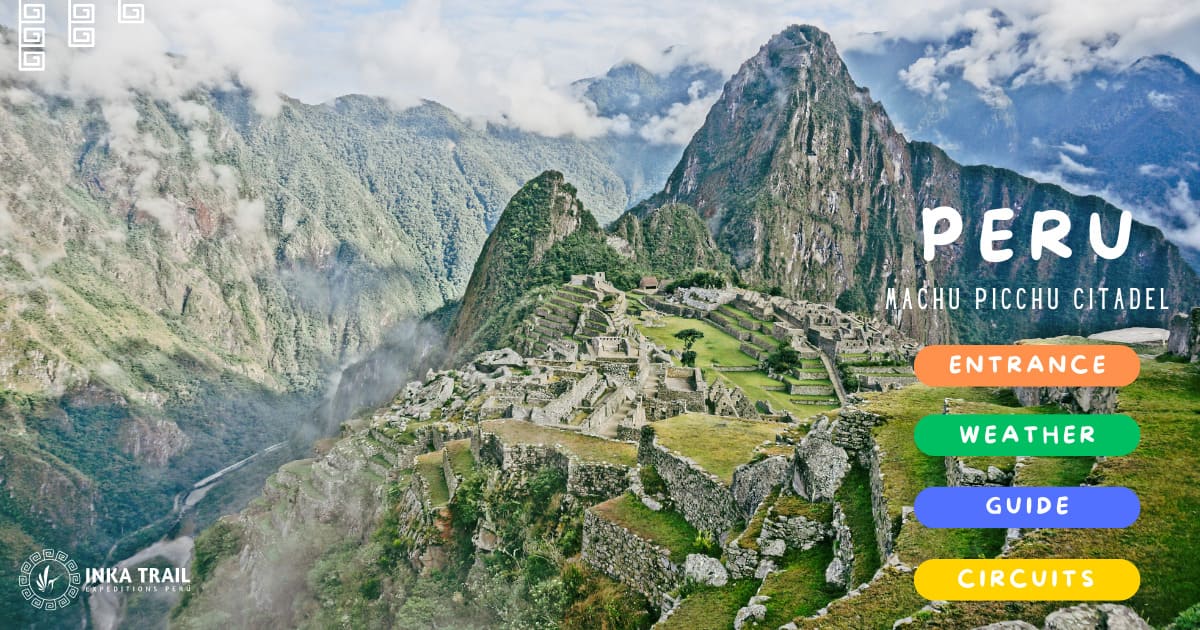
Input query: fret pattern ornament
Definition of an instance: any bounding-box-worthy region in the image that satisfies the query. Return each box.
[116,0,143,24]
[18,1,46,72]
[68,1,96,48]
[16,1,148,71]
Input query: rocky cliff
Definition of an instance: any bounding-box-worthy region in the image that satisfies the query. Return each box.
[609,202,732,278]
[646,25,1200,343]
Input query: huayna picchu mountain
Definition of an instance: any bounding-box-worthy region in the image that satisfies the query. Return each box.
[641,25,1200,343]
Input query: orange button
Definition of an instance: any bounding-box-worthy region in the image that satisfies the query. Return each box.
[915,345,1140,387]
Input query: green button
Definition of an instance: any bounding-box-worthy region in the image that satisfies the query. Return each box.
[914,414,1139,457]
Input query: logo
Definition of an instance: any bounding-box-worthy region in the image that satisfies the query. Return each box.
[18,549,81,610]
[17,0,147,72]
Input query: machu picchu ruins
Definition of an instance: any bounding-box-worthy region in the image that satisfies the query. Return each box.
[182,265,1181,629]
[254,276,934,625]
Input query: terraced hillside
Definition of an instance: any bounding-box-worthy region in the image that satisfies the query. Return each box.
[175,321,1199,629]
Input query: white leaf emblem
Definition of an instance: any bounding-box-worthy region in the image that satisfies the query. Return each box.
[36,566,49,592]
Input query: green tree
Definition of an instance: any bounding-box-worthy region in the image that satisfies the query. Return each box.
[681,350,698,367]
[766,342,801,374]
[674,328,705,351]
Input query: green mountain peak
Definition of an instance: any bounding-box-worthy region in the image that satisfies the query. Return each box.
[653,24,1199,343]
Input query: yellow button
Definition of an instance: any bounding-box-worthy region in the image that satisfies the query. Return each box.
[915,559,1139,601]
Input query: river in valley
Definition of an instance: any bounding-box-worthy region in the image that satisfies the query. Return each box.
[86,440,288,630]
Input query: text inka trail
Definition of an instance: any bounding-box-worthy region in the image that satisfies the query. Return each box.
[84,566,191,595]
[911,210,1144,603]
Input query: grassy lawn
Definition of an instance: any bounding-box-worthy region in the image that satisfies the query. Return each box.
[415,451,449,507]
[591,493,705,563]
[482,420,637,466]
[1013,455,1094,487]
[865,385,1015,566]
[983,360,1200,626]
[638,312,837,418]
[861,384,1047,523]
[1020,334,1168,356]
[659,579,761,630]
[374,419,433,446]
[793,566,925,630]
[444,439,475,477]
[637,315,757,368]
[718,303,759,323]
[796,360,1200,629]
[759,543,842,628]
[717,370,787,390]
[654,413,788,484]
[835,465,882,588]
[773,493,834,523]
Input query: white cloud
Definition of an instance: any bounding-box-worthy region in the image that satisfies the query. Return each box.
[484,60,632,139]
[899,56,950,100]
[1057,142,1088,156]
[235,199,267,240]
[1057,152,1098,176]
[1025,167,1200,252]
[859,1,1200,110]
[1147,90,1178,110]
[1,0,1198,144]
[1139,163,1178,178]
[639,83,720,145]
[1161,180,1200,250]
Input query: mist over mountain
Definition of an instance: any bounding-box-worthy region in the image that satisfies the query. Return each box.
[843,34,1200,269]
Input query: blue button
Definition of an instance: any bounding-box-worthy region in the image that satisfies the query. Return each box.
[914,487,1139,528]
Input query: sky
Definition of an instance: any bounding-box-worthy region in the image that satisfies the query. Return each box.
[1,0,1199,248]
[1,0,1198,140]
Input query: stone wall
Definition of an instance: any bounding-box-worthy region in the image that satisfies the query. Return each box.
[442,448,460,500]
[740,343,769,361]
[723,541,761,581]
[731,455,790,518]
[722,494,830,580]
[567,460,630,501]
[1013,386,1117,414]
[639,427,740,535]
[857,374,919,391]
[791,384,836,396]
[860,442,895,561]
[370,426,433,468]
[829,407,885,452]
[708,378,762,420]
[791,418,850,502]
[760,511,828,555]
[1168,307,1200,361]
[532,371,600,425]
[472,429,629,501]
[471,430,504,467]
[582,386,633,433]
[945,456,1012,487]
[582,510,681,605]
[643,296,702,319]
[825,503,853,589]
[734,294,773,320]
